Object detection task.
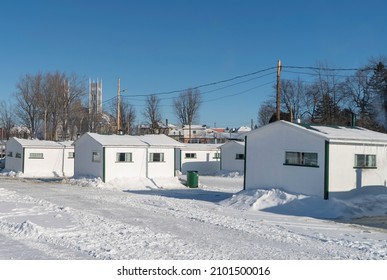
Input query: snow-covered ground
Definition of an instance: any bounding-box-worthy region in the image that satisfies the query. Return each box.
[0,171,387,260]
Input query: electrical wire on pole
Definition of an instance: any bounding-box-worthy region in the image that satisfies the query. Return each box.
[276,59,282,121]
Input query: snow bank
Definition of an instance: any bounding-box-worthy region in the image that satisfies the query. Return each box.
[0,170,23,177]
[67,176,186,191]
[221,188,387,219]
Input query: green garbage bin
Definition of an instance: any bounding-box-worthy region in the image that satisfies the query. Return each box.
[187,171,199,188]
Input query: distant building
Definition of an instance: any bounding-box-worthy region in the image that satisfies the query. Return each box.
[220,140,245,172]
[89,79,103,131]
[176,143,221,175]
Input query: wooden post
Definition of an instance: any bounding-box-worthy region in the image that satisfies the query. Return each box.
[276,59,281,121]
[117,78,121,132]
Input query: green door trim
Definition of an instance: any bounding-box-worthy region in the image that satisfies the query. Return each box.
[22,147,25,173]
[324,140,329,200]
[102,147,106,183]
[243,135,247,191]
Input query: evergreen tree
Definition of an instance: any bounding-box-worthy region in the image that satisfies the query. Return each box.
[369,61,387,130]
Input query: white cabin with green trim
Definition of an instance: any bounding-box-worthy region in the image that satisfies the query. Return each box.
[244,120,387,199]
[220,141,245,172]
[74,133,184,182]
[176,144,221,175]
[5,138,74,177]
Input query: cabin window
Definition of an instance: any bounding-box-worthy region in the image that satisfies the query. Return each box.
[29,153,44,159]
[92,151,101,162]
[354,154,376,168]
[116,152,132,162]
[284,151,318,167]
[149,153,164,162]
[15,153,22,158]
[213,152,221,159]
[7,152,13,157]
[185,153,196,159]
[68,152,75,158]
[235,153,245,160]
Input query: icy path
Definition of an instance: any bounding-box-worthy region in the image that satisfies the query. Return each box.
[0,177,386,259]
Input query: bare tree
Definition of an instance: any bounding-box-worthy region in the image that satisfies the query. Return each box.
[173,88,201,140]
[143,95,162,134]
[0,100,14,140]
[369,58,387,130]
[14,74,43,138]
[121,102,136,135]
[341,68,380,129]
[257,100,275,127]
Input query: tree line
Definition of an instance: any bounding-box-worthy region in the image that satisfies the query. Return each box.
[258,58,387,132]
[0,71,202,140]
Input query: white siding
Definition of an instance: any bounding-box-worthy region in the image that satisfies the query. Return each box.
[221,141,245,172]
[74,135,103,179]
[147,147,175,178]
[104,147,147,182]
[23,148,63,177]
[5,138,74,177]
[245,122,326,197]
[63,147,75,177]
[4,139,23,173]
[329,143,387,193]
[179,148,220,175]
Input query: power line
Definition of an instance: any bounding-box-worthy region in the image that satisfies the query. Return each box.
[282,65,367,72]
[104,66,277,100]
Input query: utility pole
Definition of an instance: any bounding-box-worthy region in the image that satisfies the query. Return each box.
[276,59,282,121]
[117,78,121,133]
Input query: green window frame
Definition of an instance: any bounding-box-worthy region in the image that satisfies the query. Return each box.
[149,152,164,162]
[185,153,196,159]
[92,151,101,162]
[235,153,245,160]
[213,152,221,159]
[354,154,376,169]
[68,152,75,159]
[116,152,133,162]
[29,152,44,159]
[284,151,318,167]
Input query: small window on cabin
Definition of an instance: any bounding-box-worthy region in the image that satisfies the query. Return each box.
[7,152,13,157]
[213,152,221,159]
[149,153,164,162]
[354,154,376,168]
[185,153,196,159]
[15,153,21,158]
[116,152,132,162]
[29,153,44,159]
[284,151,318,167]
[68,152,75,159]
[92,151,101,162]
[235,153,245,160]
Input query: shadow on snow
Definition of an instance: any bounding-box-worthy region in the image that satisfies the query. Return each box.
[124,188,235,203]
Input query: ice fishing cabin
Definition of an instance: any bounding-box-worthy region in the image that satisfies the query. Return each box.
[220,140,245,172]
[74,132,184,182]
[175,143,222,175]
[5,137,74,177]
[244,120,387,199]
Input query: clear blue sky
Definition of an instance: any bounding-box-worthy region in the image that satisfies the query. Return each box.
[1,0,386,128]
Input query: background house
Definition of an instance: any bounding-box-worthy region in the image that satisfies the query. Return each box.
[176,143,221,175]
[5,138,74,177]
[220,140,245,172]
[74,133,183,182]
[244,120,387,199]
